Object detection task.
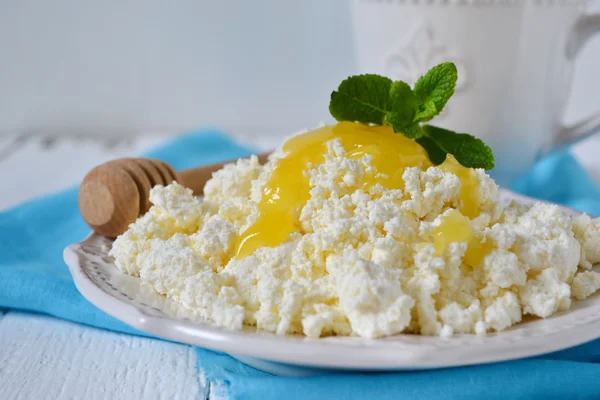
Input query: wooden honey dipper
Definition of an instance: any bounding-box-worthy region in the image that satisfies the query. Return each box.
[78,153,270,238]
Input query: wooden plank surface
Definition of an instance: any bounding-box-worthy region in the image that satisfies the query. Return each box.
[0,312,204,400]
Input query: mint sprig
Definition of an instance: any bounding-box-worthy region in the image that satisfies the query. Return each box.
[328,62,495,170]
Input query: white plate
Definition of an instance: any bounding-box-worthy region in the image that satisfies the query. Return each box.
[64,189,600,376]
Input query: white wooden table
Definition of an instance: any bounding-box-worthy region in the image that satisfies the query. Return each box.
[1,131,599,400]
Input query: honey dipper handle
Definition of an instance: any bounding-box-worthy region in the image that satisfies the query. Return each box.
[176,152,270,195]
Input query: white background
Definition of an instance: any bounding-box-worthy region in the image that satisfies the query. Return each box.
[1,0,600,140]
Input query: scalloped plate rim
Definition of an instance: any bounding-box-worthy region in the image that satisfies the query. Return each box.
[63,189,600,371]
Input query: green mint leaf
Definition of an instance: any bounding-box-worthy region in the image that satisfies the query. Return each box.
[402,123,423,139]
[386,111,423,138]
[422,125,495,169]
[329,74,393,124]
[413,62,457,120]
[416,136,447,165]
[387,81,418,126]
[384,81,422,138]
[413,100,437,122]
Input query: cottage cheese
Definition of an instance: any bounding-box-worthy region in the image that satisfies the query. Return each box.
[110,125,600,339]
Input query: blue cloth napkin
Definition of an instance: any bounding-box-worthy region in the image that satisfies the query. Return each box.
[2,129,600,400]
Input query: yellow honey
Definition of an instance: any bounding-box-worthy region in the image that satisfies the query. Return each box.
[235,122,485,259]
[439,155,481,218]
[433,210,474,256]
[432,209,494,266]
[464,237,495,267]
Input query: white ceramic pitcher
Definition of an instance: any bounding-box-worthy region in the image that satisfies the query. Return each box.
[351,0,600,185]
